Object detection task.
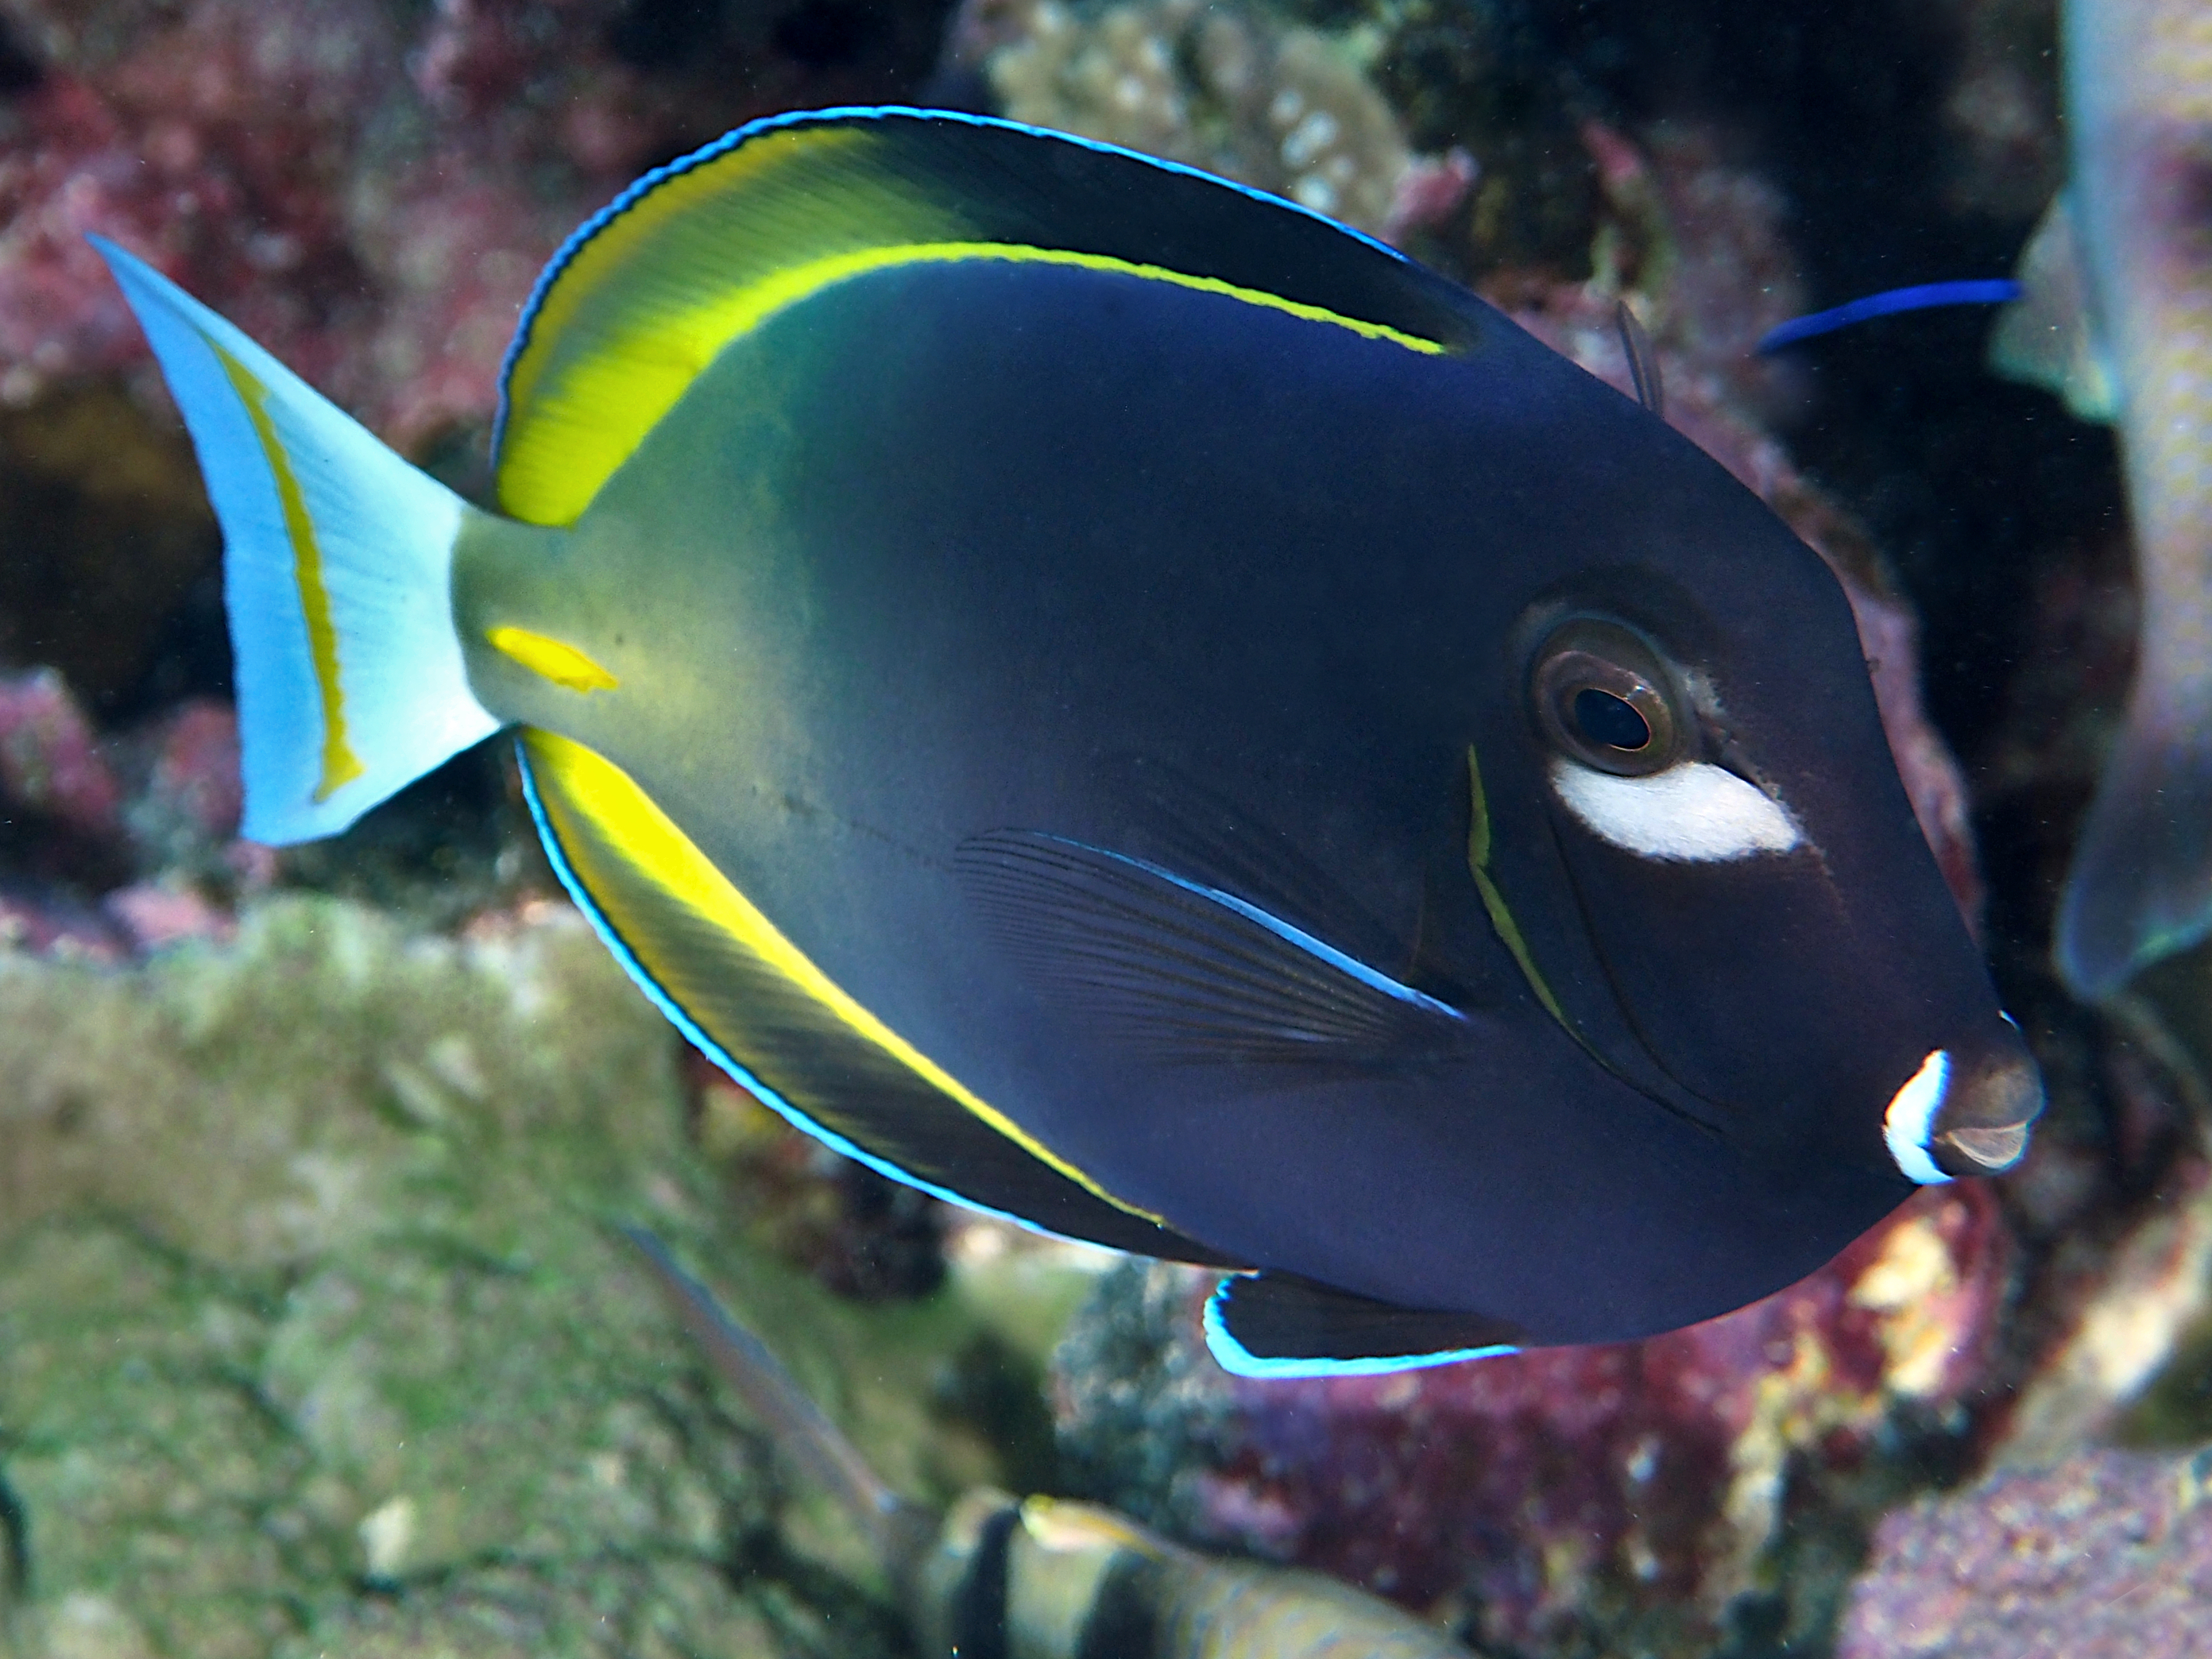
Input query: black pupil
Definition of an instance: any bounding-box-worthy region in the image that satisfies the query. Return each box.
[1574,688,1651,752]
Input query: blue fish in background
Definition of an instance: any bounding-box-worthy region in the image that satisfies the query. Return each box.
[1988,0,2212,1002]
[94,107,2040,1374]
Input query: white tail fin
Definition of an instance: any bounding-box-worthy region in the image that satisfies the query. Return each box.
[93,237,499,845]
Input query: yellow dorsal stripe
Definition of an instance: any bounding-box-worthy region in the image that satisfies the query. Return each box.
[502,238,1445,526]
[1019,1496,1174,1561]
[531,732,1156,1220]
[501,126,879,432]
[704,241,1449,356]
[211,343,364,802]
[487,626,620,692]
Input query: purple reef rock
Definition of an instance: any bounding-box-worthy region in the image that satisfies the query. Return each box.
[1839,1444,2212,1658]
[1055,1185,2014,1658]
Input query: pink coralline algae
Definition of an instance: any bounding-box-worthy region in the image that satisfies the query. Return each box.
[0,0,628,441]
[130,697,240,849]
[1056,1185,2013,1657]
[0,667,247,953]
[0,0,945,443]
[0,666,122,846]
[1838,1445,2212,1659]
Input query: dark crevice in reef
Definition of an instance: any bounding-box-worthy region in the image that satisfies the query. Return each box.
[0,1463,30,1603]
[607,0,954,94]
[0,16,41,95]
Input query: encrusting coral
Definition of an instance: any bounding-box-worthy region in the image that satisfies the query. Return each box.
[0,896,1061,1658]
[950,0,1418,237]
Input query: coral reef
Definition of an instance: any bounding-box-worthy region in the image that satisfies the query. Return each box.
[1937,0,2066,219]
[0,663,267,957]
[0,0,958,443]
[0,895,1054,1657]
[942,0,1427,239]
[6,0,2212,1652]
[1837,1444,2212,1658]
[1056,1185,2011,1657]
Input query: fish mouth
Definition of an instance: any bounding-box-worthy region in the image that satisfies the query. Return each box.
[1882,1043,2043,1185]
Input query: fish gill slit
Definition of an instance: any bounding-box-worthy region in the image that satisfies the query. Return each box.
[1541,811,1735,1135]
[1466,744,1572,1030]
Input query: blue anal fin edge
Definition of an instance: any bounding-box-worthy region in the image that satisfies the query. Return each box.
[516,736,1093,1241]
[1204,1273,1524,1379]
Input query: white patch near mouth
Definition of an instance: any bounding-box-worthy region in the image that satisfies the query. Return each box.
[1882,1047,1954,1185]
[1548,757,1803,860]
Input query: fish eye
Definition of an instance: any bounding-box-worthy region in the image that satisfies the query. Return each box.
[1529,618,1684,776]
[1573,688,1650,751]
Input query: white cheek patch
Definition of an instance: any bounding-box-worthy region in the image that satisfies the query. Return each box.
[1548,757,1804,861]
[1882,1048,1954,1185]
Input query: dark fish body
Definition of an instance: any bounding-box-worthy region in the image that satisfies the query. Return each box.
[468,254,1928,1342]
[95,108,2041,1371]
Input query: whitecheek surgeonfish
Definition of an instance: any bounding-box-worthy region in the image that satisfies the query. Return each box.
[1991,0,2212,1000]
[621,1225,1477,1659]
[95,107,2042,1375]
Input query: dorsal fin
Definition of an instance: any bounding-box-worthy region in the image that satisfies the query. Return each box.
[493,106,1488,525]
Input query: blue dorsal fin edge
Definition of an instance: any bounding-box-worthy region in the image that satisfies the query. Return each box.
[493,104,1419,460]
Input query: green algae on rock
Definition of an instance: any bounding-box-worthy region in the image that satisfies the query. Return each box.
[0,895,1042,1658]
[948,0,1417,237]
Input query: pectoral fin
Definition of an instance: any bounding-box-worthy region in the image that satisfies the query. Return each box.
[956,830,1467,1073]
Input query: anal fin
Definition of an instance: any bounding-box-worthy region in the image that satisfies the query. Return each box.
[519,729,1236,1265]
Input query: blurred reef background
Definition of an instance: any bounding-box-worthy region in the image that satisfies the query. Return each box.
[3,0,2212,1655]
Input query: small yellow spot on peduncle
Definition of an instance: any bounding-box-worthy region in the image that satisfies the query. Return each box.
[487,627,621,693]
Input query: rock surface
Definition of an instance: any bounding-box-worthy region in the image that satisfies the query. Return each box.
[1057,1183,2013,1658]
[0,896,1025,1657]
[1838,1444,2212,1658]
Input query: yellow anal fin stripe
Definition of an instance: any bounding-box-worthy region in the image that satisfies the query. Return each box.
[487,626,619,692]
[524,729,1166,1229]
[211,342,364,801]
